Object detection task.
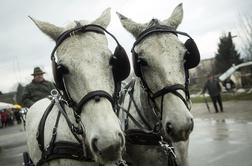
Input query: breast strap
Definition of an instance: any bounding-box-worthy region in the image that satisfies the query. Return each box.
[36,141,92,166]
[125,129,161,145]
[35,99,94,166]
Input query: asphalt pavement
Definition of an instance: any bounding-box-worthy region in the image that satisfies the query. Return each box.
[0,124,27,166]
[189,100,252,166]
[0,100,251,166]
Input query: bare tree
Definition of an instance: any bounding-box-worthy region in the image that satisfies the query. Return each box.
[238,15,252,61]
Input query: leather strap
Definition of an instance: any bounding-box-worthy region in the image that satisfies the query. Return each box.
[37,100,55,152]
[37,141,93,166]
[125,129,161,145]
[76,90,114,115]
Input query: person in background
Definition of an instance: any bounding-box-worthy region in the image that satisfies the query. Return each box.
[0,109,8,127]
[14,109,22,124]
[202,74,224,113]
[22,67,55,108]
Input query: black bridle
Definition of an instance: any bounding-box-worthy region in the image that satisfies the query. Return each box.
[50,24,122,115]
[34,23,127,166]
[129,25,192,132]
[135,70,191,131]
[119,25,195,166]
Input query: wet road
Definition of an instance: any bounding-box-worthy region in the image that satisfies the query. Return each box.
[0,124,27,166]
[0,101,252,166]
[189,118,252,166]
[189,100,252,166]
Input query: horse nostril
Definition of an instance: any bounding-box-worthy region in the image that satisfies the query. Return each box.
[166,122,173,134]
[190,118,194,131]
[91,138,100,154]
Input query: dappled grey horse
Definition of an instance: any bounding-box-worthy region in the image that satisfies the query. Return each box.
[117,3,200,166]
[25,8,130,166]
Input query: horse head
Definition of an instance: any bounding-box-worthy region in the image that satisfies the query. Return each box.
[28,8,130,165]
[117,3,200,143]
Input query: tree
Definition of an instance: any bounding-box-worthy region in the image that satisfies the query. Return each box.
[214,32,242,74]
[16,83,25,106]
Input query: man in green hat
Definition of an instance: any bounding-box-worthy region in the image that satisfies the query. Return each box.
[22,67,55,108]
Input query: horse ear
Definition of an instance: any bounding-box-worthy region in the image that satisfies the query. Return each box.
[116,12,145,38]
[92,8,111,28]
[162,3,183,29]
[28,16,63,41]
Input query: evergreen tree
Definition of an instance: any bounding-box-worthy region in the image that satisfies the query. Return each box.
[16,83,25,106]
[214,32,242,74]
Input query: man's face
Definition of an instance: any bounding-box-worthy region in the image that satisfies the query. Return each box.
[34,73,44,83]
[208,75,214,80]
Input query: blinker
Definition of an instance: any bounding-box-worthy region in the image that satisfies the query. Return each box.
[109,56,117,65]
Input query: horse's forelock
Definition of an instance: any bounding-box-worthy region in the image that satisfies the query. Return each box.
[146,18,160,28]
[63,20,90,31]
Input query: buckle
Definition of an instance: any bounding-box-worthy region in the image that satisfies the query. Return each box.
[52,127,57,136]
[159,137,176,158]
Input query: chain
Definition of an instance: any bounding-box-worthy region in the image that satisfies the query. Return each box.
[115,159,128,166]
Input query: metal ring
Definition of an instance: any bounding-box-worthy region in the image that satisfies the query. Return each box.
[51,89,59,97]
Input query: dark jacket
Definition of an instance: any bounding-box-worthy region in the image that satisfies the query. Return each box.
[203,79,221,97]
[22,80,55,108]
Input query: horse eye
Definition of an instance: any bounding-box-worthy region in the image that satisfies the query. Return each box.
[138,57,148,66]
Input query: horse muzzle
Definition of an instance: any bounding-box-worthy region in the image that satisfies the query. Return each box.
[165,117,194,142]
[91,131,125,162]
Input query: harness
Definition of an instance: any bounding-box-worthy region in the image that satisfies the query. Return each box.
[34,90,126,166]
[27,22,129,166]
[118,24,197,166]
[119,80,179,166]
[35,90,87,166]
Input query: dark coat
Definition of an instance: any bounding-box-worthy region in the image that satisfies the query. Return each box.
[22,80,55,108]
[203,79,221,97]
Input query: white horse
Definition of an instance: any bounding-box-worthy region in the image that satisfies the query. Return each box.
[117,4,200,166]
[25,8,129,166]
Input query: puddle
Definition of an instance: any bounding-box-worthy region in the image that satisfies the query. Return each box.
[192,118,252,142]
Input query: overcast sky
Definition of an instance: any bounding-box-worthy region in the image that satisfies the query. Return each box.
[0,0,251,93]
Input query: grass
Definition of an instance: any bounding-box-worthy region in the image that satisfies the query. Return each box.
[191,92,252,103]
